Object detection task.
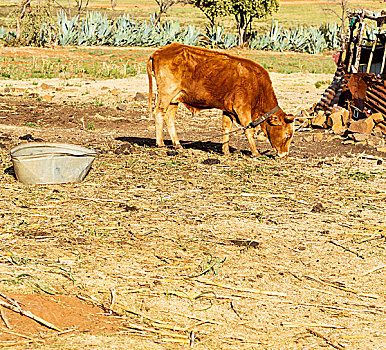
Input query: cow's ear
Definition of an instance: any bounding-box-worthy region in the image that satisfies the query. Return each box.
[284,115,296,123]
[267,114,283,126]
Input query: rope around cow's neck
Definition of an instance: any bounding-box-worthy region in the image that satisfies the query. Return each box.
[176,105,281,148]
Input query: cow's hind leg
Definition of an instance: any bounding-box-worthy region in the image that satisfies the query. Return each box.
[222,112,233,155]
[164,104,182,149]
[154,104,166,147]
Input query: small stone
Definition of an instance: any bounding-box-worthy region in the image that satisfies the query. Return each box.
[202,158,220,165]
[370,112,384,124]
[109,88,120,96]
[41,95,53,102]
[352,133,368,142]
[134,92,147,102]
[311,203,324,213]
[366,135,382,147]
[348,118,374,135]
[114,143,134,155]
[312,111,326,128]
[40,83,53,90]
[327,110,343,129]
[116,104,127,111]
[343,140,355,145]
[376,146,386,153]
[118,203,138,212]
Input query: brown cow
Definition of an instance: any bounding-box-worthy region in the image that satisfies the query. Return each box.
[147,43,296,157]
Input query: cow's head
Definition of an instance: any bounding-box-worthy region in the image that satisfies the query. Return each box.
[261,112,295,157]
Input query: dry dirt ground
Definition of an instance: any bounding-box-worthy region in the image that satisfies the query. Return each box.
[0,62,385,349]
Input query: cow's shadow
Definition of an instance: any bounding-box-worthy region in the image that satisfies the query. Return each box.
[115,136,274,158]
[116,136,233,154]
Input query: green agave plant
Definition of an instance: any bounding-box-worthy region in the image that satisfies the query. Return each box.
[203,25,237,49]
[78,12,113,46]
[11,10,341,54]
[55,11,200,48]
[0,26,7,39]
[249,20,340,54]
[178,25,201,46]
[57,11,79,46]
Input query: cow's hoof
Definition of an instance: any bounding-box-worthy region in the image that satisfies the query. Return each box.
[251,153,261,158]
[276,153,288,158]
[174,144,183,150]
[222,147,230,156]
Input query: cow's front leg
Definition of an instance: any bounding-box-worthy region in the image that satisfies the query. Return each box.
[164,104,181,149]
[222,113,232,155]
[245,128,260,157]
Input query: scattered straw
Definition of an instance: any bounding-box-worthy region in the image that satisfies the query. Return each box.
[281,322,345,329]
[360,264,386,277]
[0,328,44,343]
[0,308,11,329]
[304,276,379,299]
[306,327,345,350]
[194,278,287,297]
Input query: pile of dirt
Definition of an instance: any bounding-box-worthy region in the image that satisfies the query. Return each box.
[0,294,124,346]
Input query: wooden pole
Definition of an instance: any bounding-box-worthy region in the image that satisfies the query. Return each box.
[346,16,358,73]
[367,23,383,73]
[380,41,386,77]
[353,20,366,71]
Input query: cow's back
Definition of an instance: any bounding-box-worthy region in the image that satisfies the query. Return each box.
[150,43,270,83]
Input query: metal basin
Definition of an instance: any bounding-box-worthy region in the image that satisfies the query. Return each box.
[10,143,97,184]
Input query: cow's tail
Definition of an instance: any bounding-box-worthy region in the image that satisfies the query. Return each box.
[147,55,154,115]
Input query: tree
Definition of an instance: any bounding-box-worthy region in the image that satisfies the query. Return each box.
[193,0,279,46]
[51,0,91,17]
[14,0,57,45]
[16,0,32,40]
[225,0,280,46]
[322,0,350,42]
[153,0,193,25]
[193,0,227,28]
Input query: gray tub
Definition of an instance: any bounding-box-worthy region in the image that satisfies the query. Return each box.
[10,143,97,184]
